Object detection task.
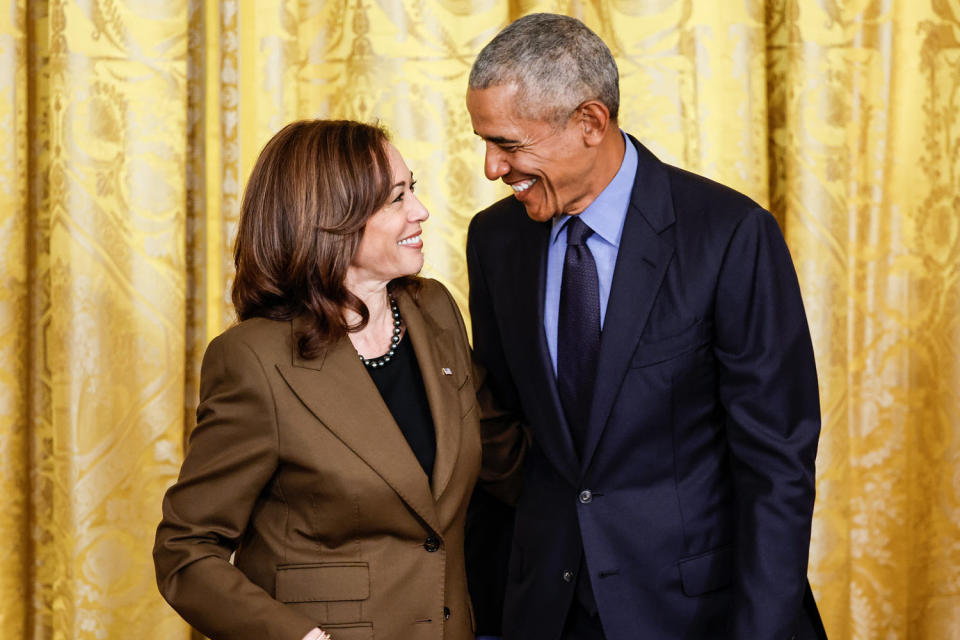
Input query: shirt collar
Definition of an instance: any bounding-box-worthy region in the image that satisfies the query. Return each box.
[550,130,638,247]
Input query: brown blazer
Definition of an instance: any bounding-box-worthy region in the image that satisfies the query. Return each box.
[154,279,487,640]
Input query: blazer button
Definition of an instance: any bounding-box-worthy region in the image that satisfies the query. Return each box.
[562,570,574,583]
[579,489,593,504]
[424,535,441,552]
[443,606,451,620]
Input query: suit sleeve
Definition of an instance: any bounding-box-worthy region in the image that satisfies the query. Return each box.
[153,334,317,640]
[713,209,821,639]
[463,219,529,635]
[464,220,529,502]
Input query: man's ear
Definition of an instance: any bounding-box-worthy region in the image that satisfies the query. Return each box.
[576,100,611,146]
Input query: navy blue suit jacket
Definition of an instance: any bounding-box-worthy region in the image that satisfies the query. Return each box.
[466,135,825,640]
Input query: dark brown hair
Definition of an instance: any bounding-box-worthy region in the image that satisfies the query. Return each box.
[232,119,418,359]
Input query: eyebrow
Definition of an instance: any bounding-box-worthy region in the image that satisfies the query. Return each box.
[473,130,520,145]
[391,172,415,190]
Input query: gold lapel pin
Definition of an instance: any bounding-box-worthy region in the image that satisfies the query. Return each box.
[441,367,453,376]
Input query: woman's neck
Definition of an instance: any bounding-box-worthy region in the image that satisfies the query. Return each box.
[344,276,397,359]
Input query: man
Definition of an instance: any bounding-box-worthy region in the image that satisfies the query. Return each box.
[464,13,827,640]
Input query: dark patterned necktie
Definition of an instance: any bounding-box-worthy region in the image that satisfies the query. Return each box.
[557,215,601,456]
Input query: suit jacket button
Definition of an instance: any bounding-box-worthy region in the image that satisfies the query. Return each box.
[443,606,451,620]
[579,489,593,504]
[424,535,441,552]
[562,570,574,583]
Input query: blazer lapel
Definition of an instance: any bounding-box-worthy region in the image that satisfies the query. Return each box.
[276,319,441,533]
[581,139,676,473]
[395,289,462,502]
[504,219,580,480]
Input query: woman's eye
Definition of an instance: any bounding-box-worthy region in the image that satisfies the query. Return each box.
[393,181,416,203]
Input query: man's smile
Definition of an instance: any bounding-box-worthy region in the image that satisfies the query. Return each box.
[509,177,538,193]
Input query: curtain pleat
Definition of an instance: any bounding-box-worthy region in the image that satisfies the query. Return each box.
[0,0,29,636]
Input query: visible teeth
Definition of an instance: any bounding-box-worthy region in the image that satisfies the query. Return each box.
[398,234,421,246]
[511,178,537,192]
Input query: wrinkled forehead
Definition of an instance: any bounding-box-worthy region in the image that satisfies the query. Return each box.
[468,84,553,128]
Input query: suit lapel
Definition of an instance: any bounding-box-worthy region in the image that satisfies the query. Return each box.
[581,139,676,473]
[395,288,462,502]
[505,219,580,479]
[276,318,440,533]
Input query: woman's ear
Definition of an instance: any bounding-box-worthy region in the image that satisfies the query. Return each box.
[577,100,611,146]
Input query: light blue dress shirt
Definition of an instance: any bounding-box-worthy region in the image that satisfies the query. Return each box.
[544,132,638,375]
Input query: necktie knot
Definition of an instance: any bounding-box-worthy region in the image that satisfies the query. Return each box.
[565,216,594,246]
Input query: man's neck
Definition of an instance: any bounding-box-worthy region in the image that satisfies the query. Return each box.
[562,128,626,218]
[591,126,626,198]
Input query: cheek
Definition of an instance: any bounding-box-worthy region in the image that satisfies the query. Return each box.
[536,161,562,185]
[550,165,582,195]
[368,228,395,257]
[357,237,389,269]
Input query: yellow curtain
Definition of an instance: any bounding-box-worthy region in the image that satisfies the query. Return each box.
[1,1,957,638]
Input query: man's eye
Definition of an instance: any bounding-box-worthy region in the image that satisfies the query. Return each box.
[501,145,519,153]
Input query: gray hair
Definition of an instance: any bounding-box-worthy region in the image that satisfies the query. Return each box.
[469,13,620,125]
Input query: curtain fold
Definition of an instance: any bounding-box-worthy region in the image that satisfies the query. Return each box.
[769,2,960,636]
[0,0,29,636]
[1,2,957,638]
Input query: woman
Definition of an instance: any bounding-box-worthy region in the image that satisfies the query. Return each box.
[154,120,520,640]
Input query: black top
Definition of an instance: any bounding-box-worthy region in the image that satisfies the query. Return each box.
[366,332,436,478]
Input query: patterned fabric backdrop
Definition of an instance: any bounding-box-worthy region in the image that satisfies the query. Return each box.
[1,1,958,638]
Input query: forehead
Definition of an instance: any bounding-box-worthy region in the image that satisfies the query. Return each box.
[383,142,410,178]
[467,85,551,140]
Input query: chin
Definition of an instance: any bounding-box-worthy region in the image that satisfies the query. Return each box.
[521,204,554,223]
[404,258,425,277]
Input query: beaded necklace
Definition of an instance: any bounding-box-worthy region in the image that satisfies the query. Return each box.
[358,296,402,369]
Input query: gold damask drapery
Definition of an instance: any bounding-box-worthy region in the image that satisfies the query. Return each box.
[1,1,957,638]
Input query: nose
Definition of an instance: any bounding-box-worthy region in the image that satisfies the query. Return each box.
[410,193,429,222]
[484,143,510,181]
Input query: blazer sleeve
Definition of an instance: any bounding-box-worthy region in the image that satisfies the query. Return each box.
[153,334,317,640]
[713,209,821,639]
